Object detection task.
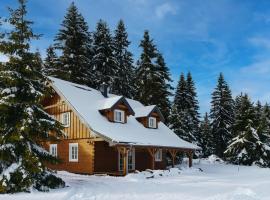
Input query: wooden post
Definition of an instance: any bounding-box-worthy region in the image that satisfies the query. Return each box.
[147,148,157,170]
[168,149,177,168]
[117,147,128,176]
[188,151,193,168]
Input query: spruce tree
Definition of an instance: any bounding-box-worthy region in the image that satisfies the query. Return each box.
[199,113,213,157]
[112,20,135,98]
[225,94,270,166]
[210,73,234,158]
[43,45,58,76]
[91,19,117,89]
[169,73,196,142]
[134,30,159,105]
[0,0,64,193]
[54,2,92,86]
[152,53,173,123]
[186,72,200,142]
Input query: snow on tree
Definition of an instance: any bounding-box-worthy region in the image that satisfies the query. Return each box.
[0,0,64,193]
[224,94,270,167]
[91,20,118,89]
[210,73,234,158]
[199,112,213,157]
[43,45,59,76]
[54,2,92,86]
[111,19,135,98]
[169,73,199,144]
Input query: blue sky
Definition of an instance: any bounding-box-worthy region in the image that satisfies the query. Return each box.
[1,0,270,114]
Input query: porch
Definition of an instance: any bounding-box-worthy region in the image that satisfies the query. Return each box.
[94,141,194,176]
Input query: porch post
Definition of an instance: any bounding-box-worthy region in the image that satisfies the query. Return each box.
[188,151,193,168]
[147,148,157,170]
[168,149,177,168]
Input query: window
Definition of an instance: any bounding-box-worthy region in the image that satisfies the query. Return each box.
[61,112,70,127]
[119,148,135,171]
[155,149,162,161]
[114,109,125,123]
[69,143,78,162]
[49,144,57,157]
[148,117,157,128]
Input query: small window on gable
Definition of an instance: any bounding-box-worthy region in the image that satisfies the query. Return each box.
[148,117,157,128]
[69,143,78,162]
[114,109,125,123]
[49,144,57,157]
[155,149,162,161]
[61,112,70,127]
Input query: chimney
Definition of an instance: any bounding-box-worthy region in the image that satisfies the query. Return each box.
[100,82,109,98]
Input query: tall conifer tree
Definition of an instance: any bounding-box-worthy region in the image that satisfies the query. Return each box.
[0,0,64,193]
[210,73,234,158]
[91,20,117,89]
[54,2,92,86]
[135,30,158,105]
[112,20,135,98]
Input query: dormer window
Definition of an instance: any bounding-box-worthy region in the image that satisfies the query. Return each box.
[114,109,125,123]
[148,117,157,128]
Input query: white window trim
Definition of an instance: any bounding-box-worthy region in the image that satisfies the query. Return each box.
[155,149,162,162]
[118,148,135,171]
[61,112,70,127]
[114,109,125,123]
[69,143,78,162]
[148,117,157,128]
[49,144,57,157]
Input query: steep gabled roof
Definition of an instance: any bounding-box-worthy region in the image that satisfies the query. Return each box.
[48,77,199,150]
[135,105,165,122]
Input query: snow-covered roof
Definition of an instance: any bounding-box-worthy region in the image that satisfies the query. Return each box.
[134,105,165,122]
[49,77,199,150]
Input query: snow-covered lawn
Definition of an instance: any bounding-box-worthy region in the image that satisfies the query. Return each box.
[1,157,270,200]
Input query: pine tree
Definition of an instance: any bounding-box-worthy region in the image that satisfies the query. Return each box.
[210,73,234,158]
[112,20,135,98]
[54,2,92,86]
[134,30,158,105]
[91,19,117,89]
[186,72,200,142]
[224,94,270,166]
[199,113,213,157]
[43,45,58,76]
[0,0,64,193]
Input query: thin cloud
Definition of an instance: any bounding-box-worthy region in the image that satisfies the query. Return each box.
[155,3,176,19]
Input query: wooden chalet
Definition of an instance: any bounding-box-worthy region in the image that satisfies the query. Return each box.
[42,77,199,176]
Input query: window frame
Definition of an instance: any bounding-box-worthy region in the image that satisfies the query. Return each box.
[148,117,157,128]
[155,149,162,162]
[118,148,135,171]
[61,112,70,127]
[114,109,125,123]
[49,144,57,157]
[69,143,78,162]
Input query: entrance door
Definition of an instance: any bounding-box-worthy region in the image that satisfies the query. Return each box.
[119,148,135,171]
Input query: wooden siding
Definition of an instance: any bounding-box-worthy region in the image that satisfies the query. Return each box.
[102,103,129,123]
[44,139,95,174]
[43,93,92,139]
[94,141,119,173]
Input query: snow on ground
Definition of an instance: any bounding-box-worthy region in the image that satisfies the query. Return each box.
[1,157,270,200]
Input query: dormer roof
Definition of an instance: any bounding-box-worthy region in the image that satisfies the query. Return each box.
[134,105,165,122]
[98,96,135,116]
